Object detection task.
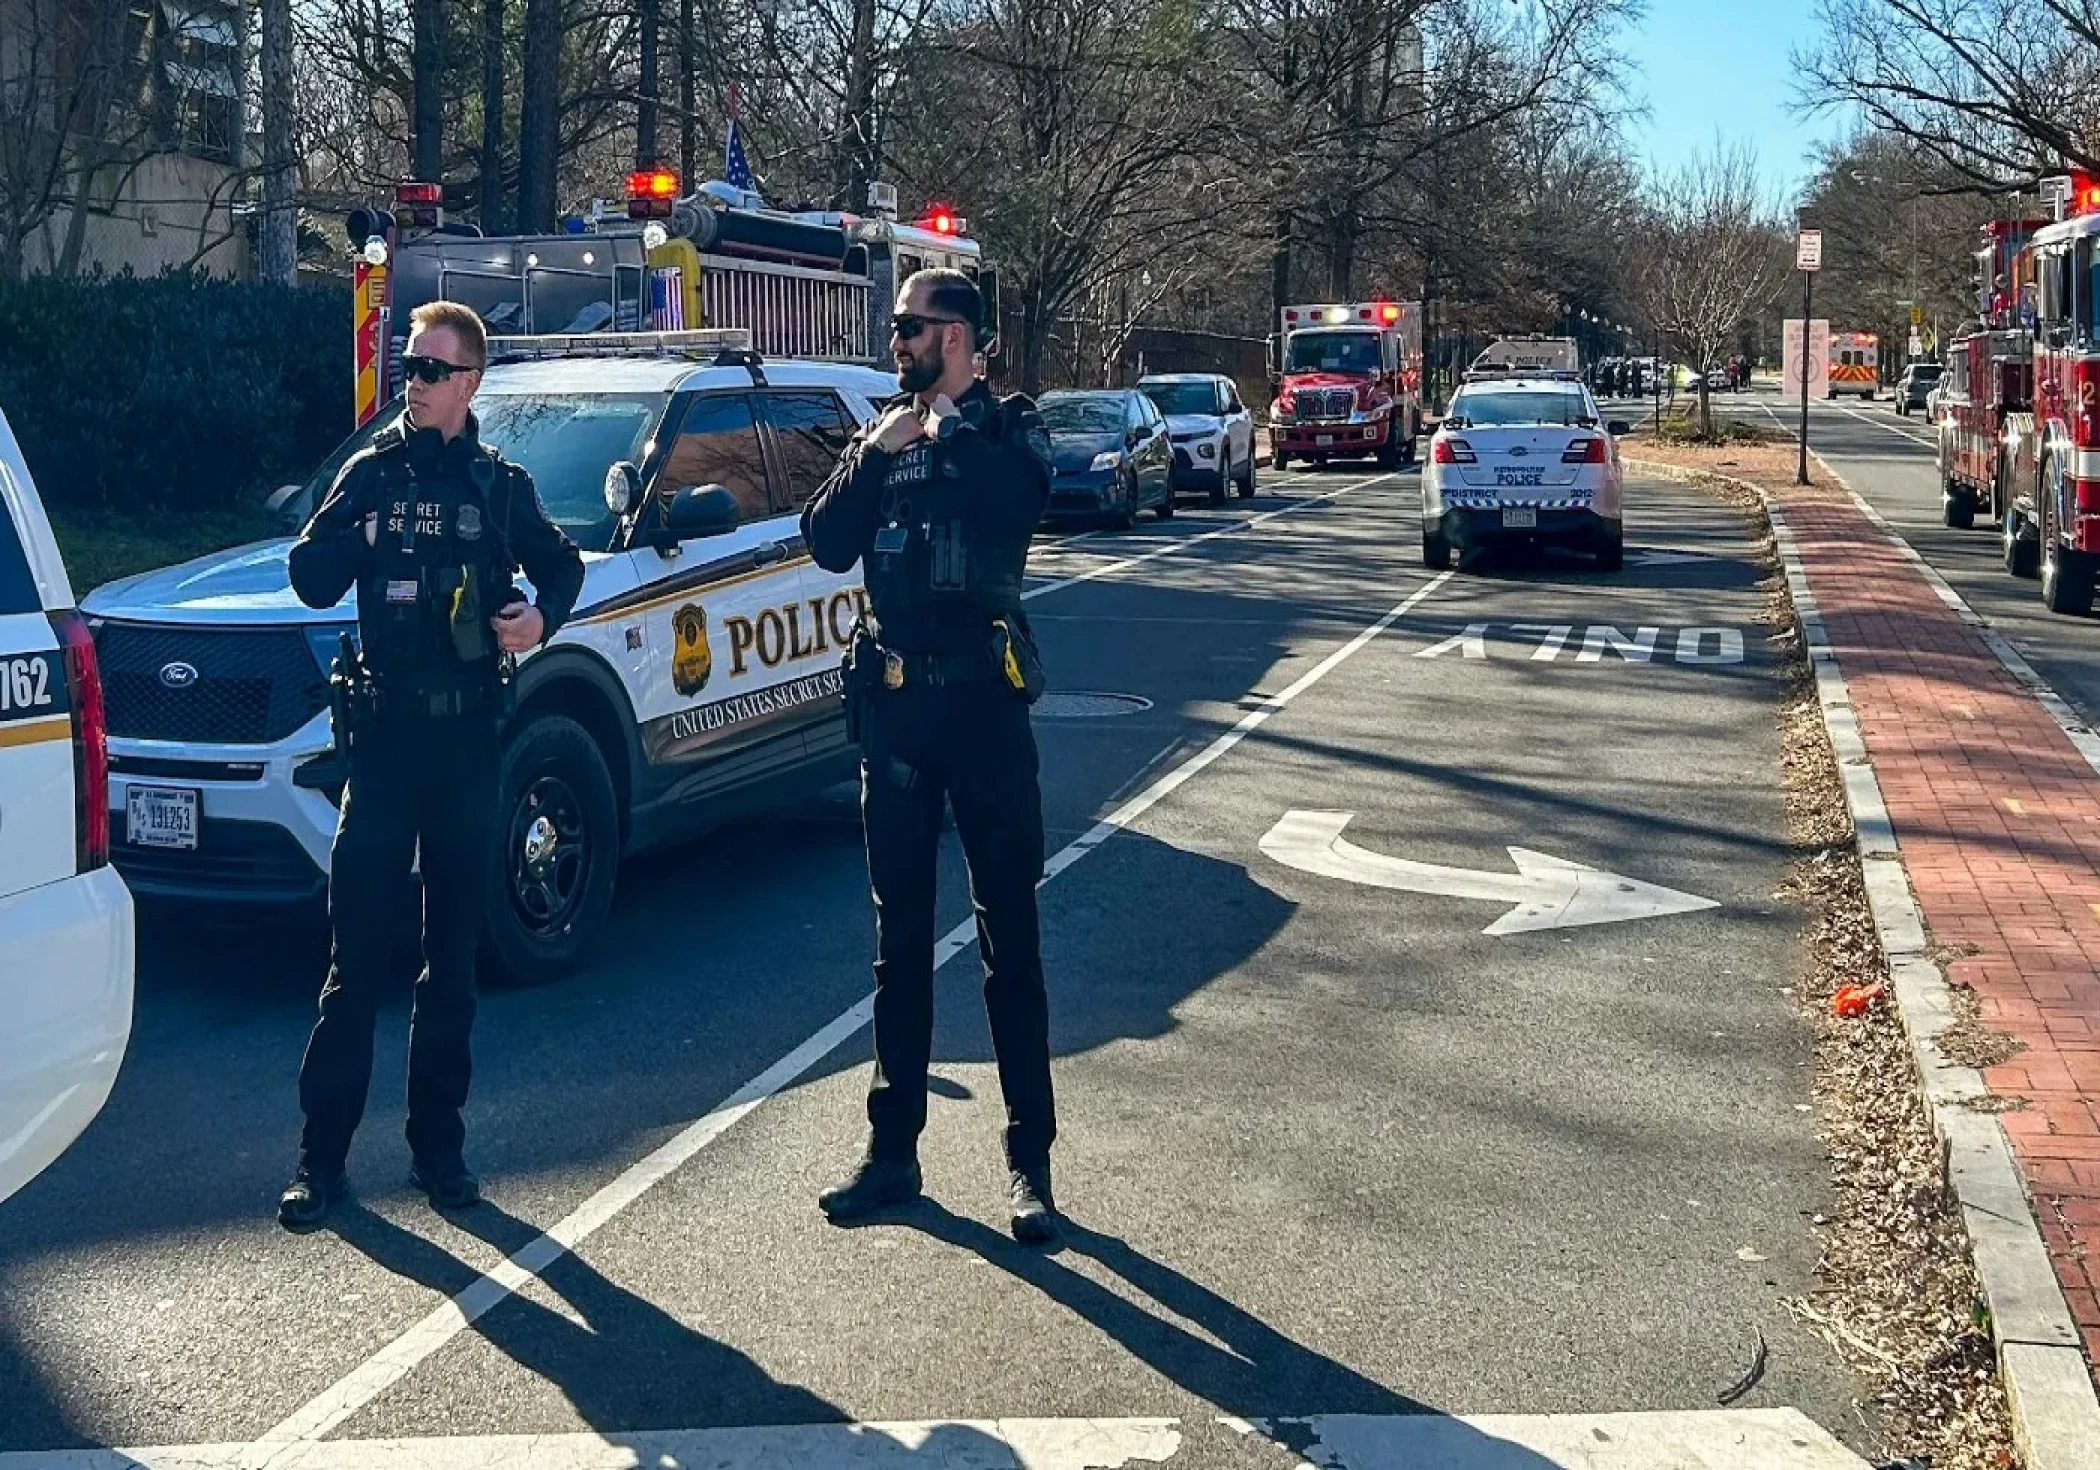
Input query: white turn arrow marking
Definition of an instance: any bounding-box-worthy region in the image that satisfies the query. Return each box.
[1259,810,1721,935]
[1630,549,1706,566]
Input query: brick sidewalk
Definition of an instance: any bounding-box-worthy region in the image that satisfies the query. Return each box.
[1777,488,2100,1392]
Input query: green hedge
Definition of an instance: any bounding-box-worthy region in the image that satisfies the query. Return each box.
[0,273,354,514]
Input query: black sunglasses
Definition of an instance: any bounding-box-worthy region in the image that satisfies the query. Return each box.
[891,312,968,341]
[402,353,479,384]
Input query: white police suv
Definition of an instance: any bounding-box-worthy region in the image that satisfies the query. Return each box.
[82,337,896,985]
[0,404,134,1205]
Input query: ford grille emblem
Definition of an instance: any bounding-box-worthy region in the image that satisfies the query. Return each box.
[159,661,200,690]
[1507,446,1529,458]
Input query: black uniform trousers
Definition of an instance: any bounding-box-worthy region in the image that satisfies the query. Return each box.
[860,678,1056,1171]
[298,701,500,1173]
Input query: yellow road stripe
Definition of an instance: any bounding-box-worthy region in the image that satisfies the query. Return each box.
[0,714,70,749]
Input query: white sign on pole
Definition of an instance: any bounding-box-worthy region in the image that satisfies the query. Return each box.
[1796,230,1823,271]
[1782,318,1830,401]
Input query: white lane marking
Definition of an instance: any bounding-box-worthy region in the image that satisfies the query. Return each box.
[1255,1407,1869,1467]
[1259,810,1719,935]
[0,1420,1182,1469]
[1828,401,1937,450]
[0,1408,1874,1469]
[228,569,1454,1458]
[1022,473,1397,601]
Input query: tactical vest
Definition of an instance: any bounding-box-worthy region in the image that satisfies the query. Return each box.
[357,430,519,687]
[864,401,1029,626]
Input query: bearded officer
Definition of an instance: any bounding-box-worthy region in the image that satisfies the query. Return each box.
[278,300,584,1229]
[801,267,1061,1243]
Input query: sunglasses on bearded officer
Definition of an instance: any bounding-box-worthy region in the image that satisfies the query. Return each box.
[401,354,480,385]
[890,312,970,341]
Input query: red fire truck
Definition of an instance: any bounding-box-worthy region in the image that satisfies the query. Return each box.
[1935,218,2045,529]
[1998,172,2100,613]
[1267,300,1424,470]
[345,171,996,420]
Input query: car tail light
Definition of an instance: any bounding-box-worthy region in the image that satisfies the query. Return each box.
[1433,437,1476,464]
[49,610,109,872]
[1562,438,1607,464]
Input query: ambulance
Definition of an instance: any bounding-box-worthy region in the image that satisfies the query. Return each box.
[1828,331,1879,398]
[1267,300,1425,470]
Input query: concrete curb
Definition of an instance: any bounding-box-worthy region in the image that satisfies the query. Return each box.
[1625,454,2100,1470]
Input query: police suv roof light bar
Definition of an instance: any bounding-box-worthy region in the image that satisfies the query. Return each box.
[485,328,753,363]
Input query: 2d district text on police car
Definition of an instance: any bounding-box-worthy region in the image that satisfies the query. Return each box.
[82,336,898,984]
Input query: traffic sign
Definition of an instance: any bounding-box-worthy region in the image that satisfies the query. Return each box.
[1910,303,1923,326]
[1796,231,1822,271]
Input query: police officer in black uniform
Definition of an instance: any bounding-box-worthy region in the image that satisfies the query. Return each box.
[801,268,1061,1244]
[278,300,584,1230]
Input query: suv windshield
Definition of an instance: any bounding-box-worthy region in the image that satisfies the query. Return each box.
[1041,398,1127,435]
[293,391,667,553]
[1141,382,1220,416]
[1285,332,1382,375]
[1908,363,1942,380]
[1450,390,1591,427]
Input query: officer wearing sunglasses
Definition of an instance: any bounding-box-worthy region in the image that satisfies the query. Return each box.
[277,299,584,1230]
[801,268,1063,1243]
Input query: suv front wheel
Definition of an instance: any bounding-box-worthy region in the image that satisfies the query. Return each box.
[483,713,620,986]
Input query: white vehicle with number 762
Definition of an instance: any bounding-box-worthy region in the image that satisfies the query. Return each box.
[1422,378,1631,572]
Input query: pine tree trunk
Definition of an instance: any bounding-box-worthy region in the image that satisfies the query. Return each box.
[636,0,659,166]
[412,0,444,184]
[518,0,560,231]
[479,0,506,233]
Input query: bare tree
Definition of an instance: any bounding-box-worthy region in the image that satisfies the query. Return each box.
[1796,0,2100,191]
[1631,144,1789,439]
[259,0,299,283]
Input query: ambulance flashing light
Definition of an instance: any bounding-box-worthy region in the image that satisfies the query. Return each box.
[627,168,681,219]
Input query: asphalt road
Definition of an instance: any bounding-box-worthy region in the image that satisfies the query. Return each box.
[1725,382,2100,728]
[0,464,1876,1468]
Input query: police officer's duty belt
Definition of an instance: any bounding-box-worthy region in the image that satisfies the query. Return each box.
[876,646,1003,690]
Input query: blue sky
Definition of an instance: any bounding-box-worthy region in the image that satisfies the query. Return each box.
[1618,1,1856,202]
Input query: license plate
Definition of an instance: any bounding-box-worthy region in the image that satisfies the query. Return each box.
[1316,435,1335,447]
[1495,467,1545,486]
[1501,507,1538,529]
[126,785,199,850]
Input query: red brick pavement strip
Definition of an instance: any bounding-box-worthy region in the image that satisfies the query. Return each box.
[1776,492,2100,1379]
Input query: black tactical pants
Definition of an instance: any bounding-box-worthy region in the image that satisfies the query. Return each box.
[298,702,500,1174]
[860,679,1056,1171]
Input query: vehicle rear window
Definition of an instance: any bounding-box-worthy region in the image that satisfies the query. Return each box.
[1451,391,1589,427]
[1041,398,1126,435]
[0,463,44,615]
[762,391,855,512]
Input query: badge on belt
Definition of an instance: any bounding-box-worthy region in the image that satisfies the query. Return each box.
[883,651,905,689]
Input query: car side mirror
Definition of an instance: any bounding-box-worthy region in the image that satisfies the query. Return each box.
[265,483,306,532]
[1607,420,1633,436]
[661,484,740,541]
[603,461,643,517]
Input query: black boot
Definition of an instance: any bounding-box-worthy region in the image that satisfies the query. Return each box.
[278,1163,348,1231]
[409,1157,482,1211]
[1008,1165,1058,1245]
[818,1156,922,1223]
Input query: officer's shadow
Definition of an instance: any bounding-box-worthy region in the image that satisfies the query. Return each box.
[900,1205,1563,1468]
[320,1199,1001,1464]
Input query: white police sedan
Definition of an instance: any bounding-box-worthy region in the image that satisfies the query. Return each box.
[0,405,134,1206]
[1422,378,1630,572]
